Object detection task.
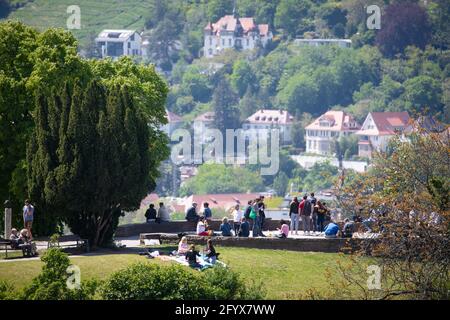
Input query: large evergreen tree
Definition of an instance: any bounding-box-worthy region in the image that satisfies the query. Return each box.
[212,77,240,134]
[28,81,164,247]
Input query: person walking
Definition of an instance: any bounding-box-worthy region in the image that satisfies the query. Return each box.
[23,199,34,240]
[289,197,300,235]
[299,195,312,235]
[252,198,261,237]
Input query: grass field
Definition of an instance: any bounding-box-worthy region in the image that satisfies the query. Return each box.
[0,246,346,299]
[3,0,152,47]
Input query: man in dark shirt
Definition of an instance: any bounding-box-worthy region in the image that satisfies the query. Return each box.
[144,204,157,223]
[185,202,200,223]
[238,217,250,237]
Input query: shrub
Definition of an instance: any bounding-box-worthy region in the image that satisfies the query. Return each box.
[100,263,210,300]
[100,263,266,300]
[22,248,97,300]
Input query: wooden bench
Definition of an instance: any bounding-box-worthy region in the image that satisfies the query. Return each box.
[47,235,90,253]
[0,240,37,259]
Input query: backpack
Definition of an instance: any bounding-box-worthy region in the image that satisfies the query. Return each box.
[249,207,257,220]
[303,200,312,216]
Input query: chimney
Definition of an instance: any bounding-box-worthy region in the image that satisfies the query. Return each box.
[279,109,283,114]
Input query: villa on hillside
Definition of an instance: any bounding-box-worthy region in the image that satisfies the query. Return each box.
[203,9,272,58]
[161,110,183,138]
[193,111,216,144]
[305,111,360,155]
[95,29,142,59]
[242,109,294,144]
[356,112,410,158]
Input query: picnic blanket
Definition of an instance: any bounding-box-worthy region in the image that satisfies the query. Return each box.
[163,254,227,271]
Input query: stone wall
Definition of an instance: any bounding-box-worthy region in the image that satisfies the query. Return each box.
[139,233,365,253]
[117,219,362,238]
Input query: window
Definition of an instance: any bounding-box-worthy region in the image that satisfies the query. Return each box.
[128,42,131,48]
[229,39,232,46]
[208,49,213,55]
[247,38,249,46]
[130,34,135,41]
[222,39,225,46]
[209,37,212,45]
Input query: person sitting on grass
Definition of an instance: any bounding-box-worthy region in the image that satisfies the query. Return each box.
[324,221,340,238]
[196,217,209,236]
[177,236,189,255]
[205,239,219,264]
[238,217,250,237]
[219,217,232,237]
[185,245,201,269]
[276,220,290,239]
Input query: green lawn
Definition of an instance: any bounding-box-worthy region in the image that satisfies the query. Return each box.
[0,246,345,299]
[3,0,152,47]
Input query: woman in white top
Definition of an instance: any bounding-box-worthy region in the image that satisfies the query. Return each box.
[232,204,242,236]
[196,217,209,236]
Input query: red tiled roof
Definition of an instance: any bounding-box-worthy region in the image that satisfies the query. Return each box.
[305,110,360,132]
[258,24,269,36]
[194,111,215,122]
[140,193,159,207]
[166,110,182,123]
[246,109,294,125]
[207,15,266,36]
[357,112,410,136]
[188,193,260,211]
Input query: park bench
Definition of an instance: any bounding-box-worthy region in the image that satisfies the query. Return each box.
[0,239,38,259]
[47,235,90,253]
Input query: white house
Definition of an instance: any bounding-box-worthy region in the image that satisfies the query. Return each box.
[161,110,183,138]
[193,111,216,143]
[203,9,272,58]
[305,111,360,155]
[356,112,410,158]
[243,109,294,144]
[95,29,142,59]
[294,38,352,48]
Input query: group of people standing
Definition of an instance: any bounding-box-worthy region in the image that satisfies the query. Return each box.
[289,193,330,235]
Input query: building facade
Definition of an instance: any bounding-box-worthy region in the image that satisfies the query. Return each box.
[305,111,360,155]
[95,29,142,59]
[294,38,352,48]
[203,11,272,58]
[243,109,294,145]
[356,112,410,158]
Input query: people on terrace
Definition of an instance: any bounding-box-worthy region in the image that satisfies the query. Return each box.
[289,196,300,235]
